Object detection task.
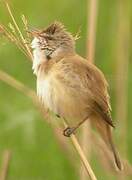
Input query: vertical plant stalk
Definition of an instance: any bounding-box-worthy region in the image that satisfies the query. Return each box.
[63,120,97,180]
[80,0,98,180]
[115,0,130,179]
[0,150,11,180]
[115,0,130,158]
[86,0,98,62]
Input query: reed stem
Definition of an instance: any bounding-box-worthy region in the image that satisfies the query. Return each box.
[0,150,11,180]
[5,2,33,60]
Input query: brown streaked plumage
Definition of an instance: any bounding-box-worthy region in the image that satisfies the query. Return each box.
[31,21,123,170]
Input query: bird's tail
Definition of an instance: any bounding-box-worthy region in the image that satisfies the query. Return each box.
[106,125,123,170]
[91,115,123,170]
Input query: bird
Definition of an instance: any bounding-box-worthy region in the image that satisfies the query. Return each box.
[30,21,123,170]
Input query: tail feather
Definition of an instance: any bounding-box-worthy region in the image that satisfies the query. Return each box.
[106,125,123,170]
[91,114,123,170]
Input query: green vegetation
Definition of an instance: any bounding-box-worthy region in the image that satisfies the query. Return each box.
[0,0,131,179]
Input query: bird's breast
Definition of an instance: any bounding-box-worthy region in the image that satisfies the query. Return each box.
[37,75,54,111]
[36,72,90,124]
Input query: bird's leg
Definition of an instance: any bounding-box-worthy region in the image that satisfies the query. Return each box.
[63,127,76,137]
[63,116,89,137]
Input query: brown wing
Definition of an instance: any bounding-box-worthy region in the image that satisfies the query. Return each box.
[55,55,114,127]
[84,62,114,127]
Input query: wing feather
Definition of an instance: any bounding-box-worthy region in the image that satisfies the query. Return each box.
[54,55,114,127]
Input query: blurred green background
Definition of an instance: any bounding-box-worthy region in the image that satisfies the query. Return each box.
[0,0,131,179]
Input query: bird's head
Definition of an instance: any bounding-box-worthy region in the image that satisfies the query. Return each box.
[31,22,75,60]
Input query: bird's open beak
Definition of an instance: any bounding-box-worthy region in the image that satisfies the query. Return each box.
[27,29,40,37]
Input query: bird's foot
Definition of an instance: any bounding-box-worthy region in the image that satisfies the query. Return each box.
[63,127,75,137]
